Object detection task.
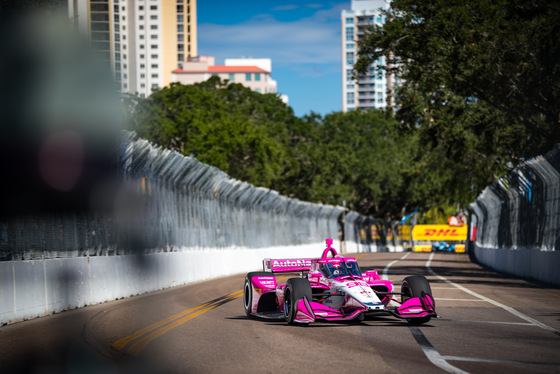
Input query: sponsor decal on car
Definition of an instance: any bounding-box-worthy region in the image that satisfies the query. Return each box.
[345,281,369,289]
[272,259,311,268]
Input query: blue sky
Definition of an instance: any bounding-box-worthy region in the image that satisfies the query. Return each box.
[197,1,349,118]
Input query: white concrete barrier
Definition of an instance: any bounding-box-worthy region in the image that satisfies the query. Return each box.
[473,245,560,287]
[0,243,326,325]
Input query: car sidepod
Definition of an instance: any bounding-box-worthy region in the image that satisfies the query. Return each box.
[243,272,278,317]
[362,270,395,306]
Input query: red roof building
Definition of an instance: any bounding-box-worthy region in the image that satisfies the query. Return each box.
[172,56,278,95]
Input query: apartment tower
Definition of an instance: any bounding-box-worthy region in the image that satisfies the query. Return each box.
[68,0,197,97]
[341,0,394,112]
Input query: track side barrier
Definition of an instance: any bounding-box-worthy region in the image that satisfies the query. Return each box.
[0,133,375,325]
[468,144,560,286]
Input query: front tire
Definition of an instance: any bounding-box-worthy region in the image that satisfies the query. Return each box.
[401,275,433,325]
[243,271,271,318]
[284,278,312,324]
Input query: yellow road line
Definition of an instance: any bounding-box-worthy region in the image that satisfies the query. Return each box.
[103,290,243,358]
[104,275,307,358]
[127,294,242,356]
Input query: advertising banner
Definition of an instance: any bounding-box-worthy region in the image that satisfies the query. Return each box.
[412,225,468,241]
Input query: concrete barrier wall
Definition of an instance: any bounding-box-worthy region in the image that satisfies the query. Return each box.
[473,245,560,287]
[0,243,328,325]
[344,241,405,253]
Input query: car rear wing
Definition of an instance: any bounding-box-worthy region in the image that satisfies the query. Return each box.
[263,258,312,273]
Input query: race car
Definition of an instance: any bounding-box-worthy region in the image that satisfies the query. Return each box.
[431,241,456,252]
[243,238,437,325]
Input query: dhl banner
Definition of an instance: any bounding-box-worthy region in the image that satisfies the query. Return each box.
[412,225,468,241]
[454,244,466,253]
[397,225,412,241]
[371,226,381,240]
[386,228,393,241]
[413,245,433,252]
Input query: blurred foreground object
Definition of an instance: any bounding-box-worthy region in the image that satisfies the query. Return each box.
[0,10,121,218]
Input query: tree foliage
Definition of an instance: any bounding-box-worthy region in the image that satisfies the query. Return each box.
[303,110,417,216]
[126,78,300,190]
[125,79,418,218]
[356,0,560,158]
[351,0,560,217]
[127,6,560,222]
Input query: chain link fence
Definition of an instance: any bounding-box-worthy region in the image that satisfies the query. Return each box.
[470,144,560,251]
[0,131,347,261]
[343,211,412,252]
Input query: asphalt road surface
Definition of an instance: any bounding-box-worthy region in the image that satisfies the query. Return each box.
[1,251,559,374]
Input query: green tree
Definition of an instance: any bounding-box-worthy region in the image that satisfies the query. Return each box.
[129,76,516,220]
[356,0,560,158]
[401,88,528,210]
[125,83,423,218]
[306,110,417,218]
[126,78,301,190]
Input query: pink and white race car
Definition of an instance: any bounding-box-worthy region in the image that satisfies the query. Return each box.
[243,239,437,325]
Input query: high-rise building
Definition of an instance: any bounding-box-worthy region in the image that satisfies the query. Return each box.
[68,0,197,97]
[341,0,395,112]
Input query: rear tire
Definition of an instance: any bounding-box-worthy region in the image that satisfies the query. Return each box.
[243,271,271,318]
[401,275,433,325]
[284,278,312,324]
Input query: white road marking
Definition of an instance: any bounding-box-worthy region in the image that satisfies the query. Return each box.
[409,326,469,374]
[381,251,560,374]
[435,298,486,302]
[381,252,410,280]
[426,252,560,337]
[381,253,468,374]
[382,252,410,307]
